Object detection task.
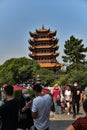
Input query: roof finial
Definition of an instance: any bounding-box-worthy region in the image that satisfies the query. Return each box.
[42,25,44,29]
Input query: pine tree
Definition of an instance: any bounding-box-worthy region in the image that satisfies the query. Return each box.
[62,35,87,70]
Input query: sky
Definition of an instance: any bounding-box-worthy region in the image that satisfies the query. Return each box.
[0,0,87,65]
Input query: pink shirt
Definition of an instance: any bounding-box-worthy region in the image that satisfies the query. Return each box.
[52,89,60,101]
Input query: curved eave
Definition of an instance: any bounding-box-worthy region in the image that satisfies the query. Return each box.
[29,38,58,44]
[29,46,34,51]
[53,46,59,50]
[29,45,59,50]
[29,53,52,57]
[29,52,59,57]
[34,38,52,42]
[29,45,52,49]
[47,30,57,36]
[36,28,50,33]
[29,54,33,58]
[28,39,35,45]
[52,52,59,57]
[33,38,58,42]
[39,63,63,68]
[52,38,58,43]
[29,32,39,37]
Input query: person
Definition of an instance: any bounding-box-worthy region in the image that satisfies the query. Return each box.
[32,83,52,130]
[18,89,33,130]
[84,87,87,98]
[64,85,72,115]
[60,86,65,114]
[71,81,82,118]
[0,85,20,130]
[66,98,87,130]
[0,91,4,107]
[51,84,61,114]
[0,91,4,129]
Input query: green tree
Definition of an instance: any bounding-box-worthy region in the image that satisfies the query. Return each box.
[58,36,87,88]
[0,57,57,86]
[58,69,87,89]
[0,57,40,85]
[62,35,87,70]
[35,68,56,86]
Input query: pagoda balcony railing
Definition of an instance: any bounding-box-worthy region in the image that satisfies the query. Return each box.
[29,38,58,43]
[30,52,58,56]
[29,46,58,51]
[29,52,59,57]
[51,52,59,56]
[29,45,53,49]
[37,60,57,63]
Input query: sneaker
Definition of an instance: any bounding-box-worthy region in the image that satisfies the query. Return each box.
[67,112,70,115]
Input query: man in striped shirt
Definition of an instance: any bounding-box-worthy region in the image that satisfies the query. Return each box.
[66,99,87,130]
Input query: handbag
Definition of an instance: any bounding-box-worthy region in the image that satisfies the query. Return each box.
[51,102,55,112]
[56,95,61,106]
[18,112,27,121]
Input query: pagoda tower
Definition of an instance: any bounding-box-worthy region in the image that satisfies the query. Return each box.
[28,26,63,71]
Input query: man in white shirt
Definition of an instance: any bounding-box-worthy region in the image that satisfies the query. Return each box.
[32,83,52,130]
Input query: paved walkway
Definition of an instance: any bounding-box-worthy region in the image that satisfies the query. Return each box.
[49,105,85,130]
[49,120,74,130]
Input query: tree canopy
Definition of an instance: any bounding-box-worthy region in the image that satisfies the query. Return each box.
[58,35,87,88]
[0,57,40,85]
[0,57,56,86]
[62,35,87,63]
[62,35,87,71]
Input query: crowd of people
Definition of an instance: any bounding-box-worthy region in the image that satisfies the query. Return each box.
[0,81,87,130]
[50,81,87,130]
[51,81,83,119]
[0,83,52,130]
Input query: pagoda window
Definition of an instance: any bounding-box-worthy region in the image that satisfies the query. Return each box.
[50,49,53,52]
[41,36,44,38]
[40,43,42,45]
[41,50,43,53]
[43,50,46,53]
[42,42,45,45]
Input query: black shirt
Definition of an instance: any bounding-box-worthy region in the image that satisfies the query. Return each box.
[0,98,20,130]
[71,86,82,101]
[18,96,33,129]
